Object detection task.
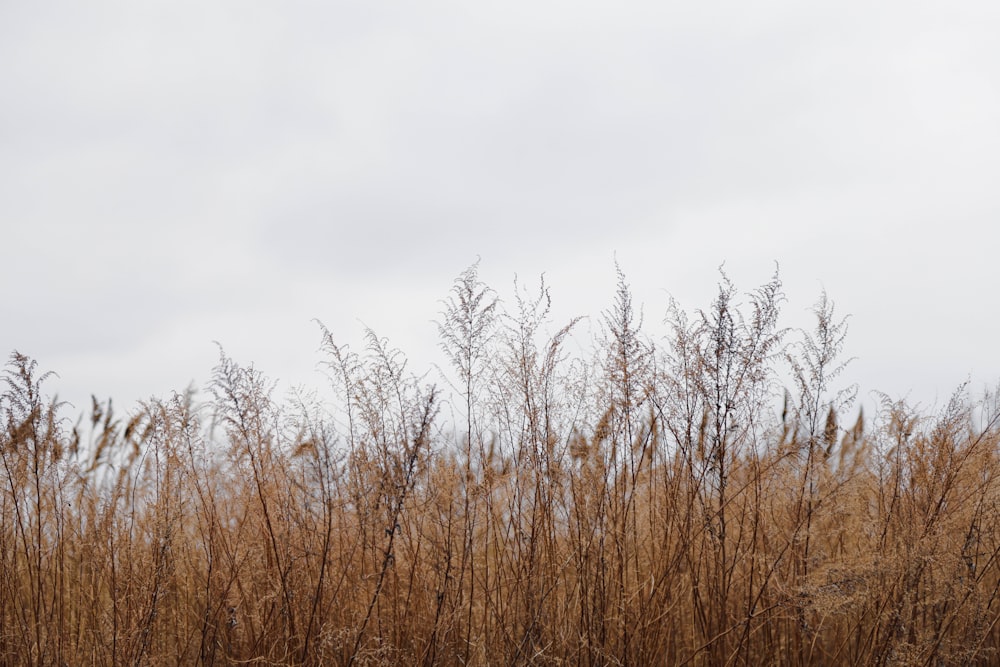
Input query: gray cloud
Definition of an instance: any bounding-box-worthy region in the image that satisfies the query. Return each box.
[2,0,999,413]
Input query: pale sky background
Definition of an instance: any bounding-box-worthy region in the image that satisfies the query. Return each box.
[2,1,999,420]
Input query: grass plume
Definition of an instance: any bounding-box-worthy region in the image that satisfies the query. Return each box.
[3,266,1000,665]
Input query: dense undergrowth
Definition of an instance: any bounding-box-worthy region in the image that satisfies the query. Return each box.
[4,265,1000,666]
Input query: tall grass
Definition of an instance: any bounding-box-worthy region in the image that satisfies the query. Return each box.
[4,264,1000,665]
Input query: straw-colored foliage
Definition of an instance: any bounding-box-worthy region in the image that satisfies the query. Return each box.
[4,264,1000,665]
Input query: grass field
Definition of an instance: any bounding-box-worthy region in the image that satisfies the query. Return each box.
[4,265,1000,665]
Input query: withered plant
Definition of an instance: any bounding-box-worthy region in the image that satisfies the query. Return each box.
[3,266,1000,666]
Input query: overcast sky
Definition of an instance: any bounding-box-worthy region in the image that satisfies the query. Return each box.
[2,1,999,419]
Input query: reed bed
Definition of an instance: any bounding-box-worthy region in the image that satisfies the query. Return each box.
[3,265,1000,666]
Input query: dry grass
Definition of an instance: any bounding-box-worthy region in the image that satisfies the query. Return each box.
[4,264,1000,666]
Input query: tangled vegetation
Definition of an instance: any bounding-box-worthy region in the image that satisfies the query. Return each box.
[4,265,1000,666]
